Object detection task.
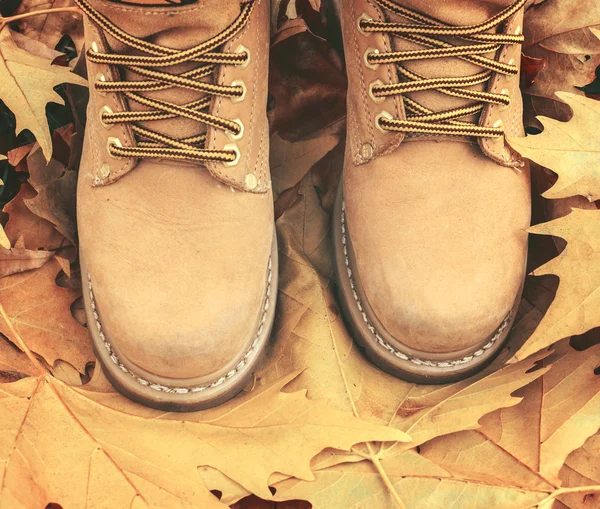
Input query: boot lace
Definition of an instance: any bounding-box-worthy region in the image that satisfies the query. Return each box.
[75,0,255,164]
[361,0,526,138]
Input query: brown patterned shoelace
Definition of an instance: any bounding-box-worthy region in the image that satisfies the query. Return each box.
[361,0,526,138]
[75,0,254,164]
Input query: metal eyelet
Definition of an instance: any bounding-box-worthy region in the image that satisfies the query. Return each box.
[369,80,385,103]
[514,25,522,36]
[95,73,107,97]
[223,143,241,167]
[364,47,380,70]
[493,119,504,130]
[231,80,247,103]
[106,137,122,158]
[375,111,393,134]
[90,41,100,53]
[507,57,517,79]
[226,119,244,141]
[357,13,373,36]
[99,105,113,129]
[234,44,251,69]
[498,88,510,111]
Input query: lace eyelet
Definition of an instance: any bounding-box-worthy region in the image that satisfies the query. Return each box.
[95,73,107,97]
[357,13,373,36]
[375,111,393,134]
[99,105,113,129]
[514,25,522,36]
[364,47,380,70]
[226,119,244,141]
[507,58,517,79]
[498,88,510,111]
[223,143,241,167]
[90,41,100,53]
[106,137,123,158]
[231,80,247,103]
[493,119,504,131]
[369,80,385,103]
[234,45,251,69]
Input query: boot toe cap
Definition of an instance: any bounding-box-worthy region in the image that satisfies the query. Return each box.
[87,259,272,382]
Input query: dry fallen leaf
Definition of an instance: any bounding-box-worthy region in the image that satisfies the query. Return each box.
[559,432,600,507]
[13,0,84,54]
[23,145,77,244]
[269,18,346,142]
[3,180,66,251]
[480,342,600,484]
[0,28,86,161]
[0,243,54,277]
[0,227,9,250]
[0,258,92,372]
[523,0,600,122]
[267,342,600,509]
[0,336,37,383]
[512,208,600,362]
[508,93,600,202]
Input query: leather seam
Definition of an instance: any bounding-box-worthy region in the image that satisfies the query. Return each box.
[340,204,510,368]
[87,257,272,394]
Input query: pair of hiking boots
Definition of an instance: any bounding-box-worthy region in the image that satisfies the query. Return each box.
[76,0,530,410]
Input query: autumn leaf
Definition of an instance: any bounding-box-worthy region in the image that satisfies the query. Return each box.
[269,18,347,142]
[522,0,600,121]
[0,257,92,372]
[0,242,54,278]
[23,145,77,244]
[480,342,600,484]
[3,180,66,251]
[0,27,86,161]
[12,0,84,54]
[508,93,600,202]
[0,336,37,383]
[559,432,600,507]
[512,209,600,362]
[266,342,600,509]
[0,227,9,250]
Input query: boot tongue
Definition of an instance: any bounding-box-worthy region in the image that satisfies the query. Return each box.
[89,0,243,143]
[386,0,513,126]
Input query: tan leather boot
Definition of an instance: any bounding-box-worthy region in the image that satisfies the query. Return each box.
[333,0,530,383]
[76,0,276,410]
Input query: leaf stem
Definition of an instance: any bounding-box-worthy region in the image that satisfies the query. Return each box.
[0,300,47,376]
[531,484,600,508]
[0,6,81,29]
[367,442,407,509]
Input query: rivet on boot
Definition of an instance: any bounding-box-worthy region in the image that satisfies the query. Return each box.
[360,143,374,161]
[245,173,258,190]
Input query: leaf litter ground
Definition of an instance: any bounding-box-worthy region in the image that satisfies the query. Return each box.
[1,0,600,508]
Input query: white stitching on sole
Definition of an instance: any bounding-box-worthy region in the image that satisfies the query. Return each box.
[87,257,272,394]
[340,203,510,369]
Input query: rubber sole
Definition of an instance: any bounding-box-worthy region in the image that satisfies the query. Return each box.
[82,233,278,411]
[332,182,523,384]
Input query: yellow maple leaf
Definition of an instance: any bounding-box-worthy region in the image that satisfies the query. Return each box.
[508,92,600,201]
[0,28,86,162]
[513,208,600,362]
[268,342,600,509]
